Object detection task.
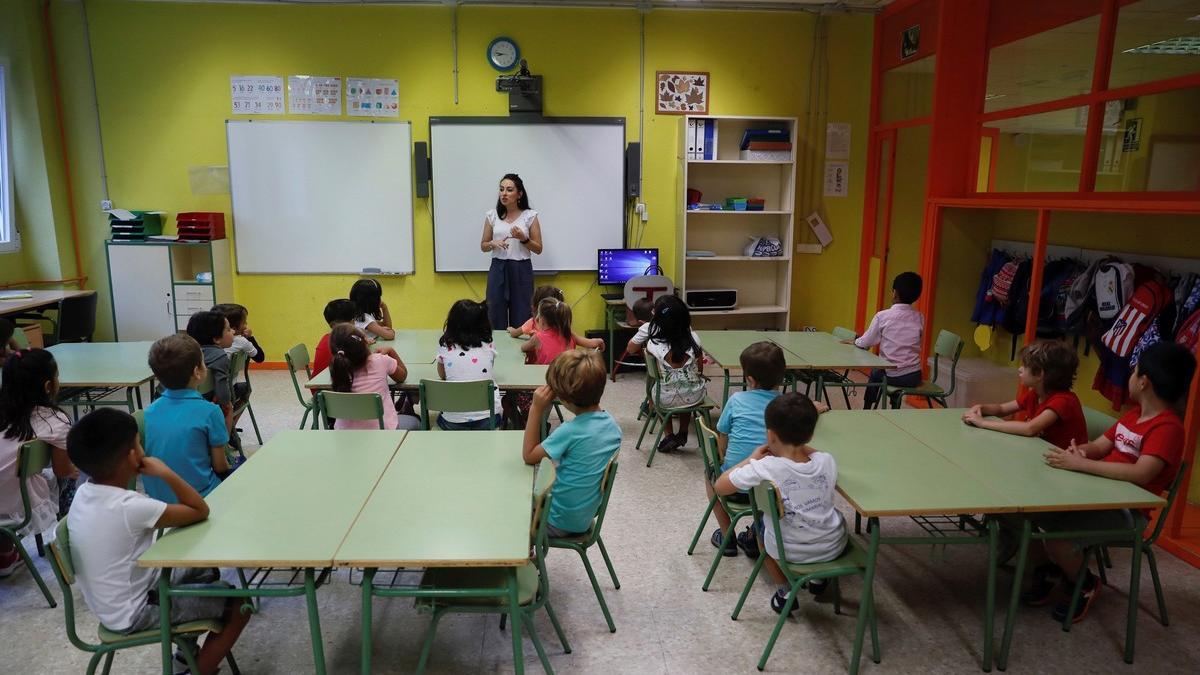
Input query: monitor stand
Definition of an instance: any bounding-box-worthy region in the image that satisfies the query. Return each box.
[600,287,624,301]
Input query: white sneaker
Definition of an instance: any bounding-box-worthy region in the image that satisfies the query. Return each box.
[0,550,23,578]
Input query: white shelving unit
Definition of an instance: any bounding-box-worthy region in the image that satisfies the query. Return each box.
[106,240,233,341]
[678,115,797,330]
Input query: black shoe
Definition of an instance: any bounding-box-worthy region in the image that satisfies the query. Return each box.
[710,529,738,557]
[805,578,828,596]
[1022,563,1062,607]
[656,434,682,453]
[736,526,760,559]
[1051,571,1100,624]
[770,588,799,616]
[673,430,689,449]
[996,527,1019,566]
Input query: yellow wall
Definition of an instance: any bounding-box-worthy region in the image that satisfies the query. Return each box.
[20,1,871,355]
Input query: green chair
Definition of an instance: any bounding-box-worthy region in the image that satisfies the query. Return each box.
[228,350,263,445]
[816,326,887,410]
[1066,461,1188,641]
[11,326,29,348]
[0,440,57,607]
[886,329,963,409]
[688,421,756,592]
[197,369,214,397]
[548,457,621,633]
[1082,406,1117,442]
[315,391,386,430]
[417,379,497,430]
[635,354,717,467]
[46,519,241,675]
[284,344,319,430]
[732,481,879,673]
[411,458,570,674]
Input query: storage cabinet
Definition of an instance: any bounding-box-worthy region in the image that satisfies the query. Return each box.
[106,240,233,342]
[679,115,797,330]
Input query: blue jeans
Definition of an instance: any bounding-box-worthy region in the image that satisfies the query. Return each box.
[487,258,534,329]
[436,414,503,430]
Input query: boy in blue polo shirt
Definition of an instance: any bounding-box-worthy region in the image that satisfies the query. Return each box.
[709,341,786,557]
[522,350,621,537]
[142,334,230,503]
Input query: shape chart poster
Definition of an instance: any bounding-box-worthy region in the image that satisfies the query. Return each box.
[347,78,399,117]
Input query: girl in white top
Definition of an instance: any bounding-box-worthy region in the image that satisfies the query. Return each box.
[435,299,505,430]
[0,349,78,575]
[626,295,706,453]
[481,173,544,331]
[350,278,395,340]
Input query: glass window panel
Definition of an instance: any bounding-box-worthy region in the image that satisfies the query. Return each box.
[983,106,1091,192]
[1111,0,1200,89]
[880,55,936,123]
[985,13,1101,113]
[1094,86,1200,191]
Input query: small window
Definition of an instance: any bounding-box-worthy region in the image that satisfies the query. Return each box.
[0,63,18,253]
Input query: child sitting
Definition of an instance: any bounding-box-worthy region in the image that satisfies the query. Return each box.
[522,350,622,537]
[520,297,605,365]
[715,393,848,612]
[66,408,250,674]
[350,278,395,340]
[436,299,505,430]
[508,285,564,338]
[626,295,706,452]
[0,317,19,358]
[328,324,419,430]
[0,349,78,577]
[1033,341,1195,623]
[213,303,264,400]
[626,297,652,329]
[962,340,1087,449]
[312,299,359,376]
[143,334,230,502]
[709,341,785,557]
[846,271,924,409]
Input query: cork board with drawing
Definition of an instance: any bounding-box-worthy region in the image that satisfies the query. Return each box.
[656,71,709,114]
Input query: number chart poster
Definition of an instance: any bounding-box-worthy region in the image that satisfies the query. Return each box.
[230,75,283,114]
[347,78,400,117]
[289,76,342,115]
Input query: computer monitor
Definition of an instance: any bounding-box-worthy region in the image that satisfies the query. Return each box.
[598,248,659,286]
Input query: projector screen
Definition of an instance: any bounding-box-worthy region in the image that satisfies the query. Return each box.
[430,118,626,273]
[227,120,414,275]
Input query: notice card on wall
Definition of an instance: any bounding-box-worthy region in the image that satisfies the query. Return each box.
[230,75,283,114]
[825,123,851,160]
[347,78,399,117]
[288,76,342,115]
[823,161,849,198]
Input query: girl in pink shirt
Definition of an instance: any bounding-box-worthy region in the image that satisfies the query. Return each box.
[328,325,419,430]
[520,297,604,365]
[507,285,564,338]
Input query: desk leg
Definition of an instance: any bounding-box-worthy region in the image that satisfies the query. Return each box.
[983,518,998,672]
[304,568,327,675]
[997,519,1032,671]
[509,568,524,675]
[125,387,135,413]
[606,306,615,374]
[722,369,731,405]
[361,568,375,675]
[158,572,172,675]
[850,517,881,675]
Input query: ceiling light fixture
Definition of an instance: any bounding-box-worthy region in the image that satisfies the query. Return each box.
[1124,36,1200,55]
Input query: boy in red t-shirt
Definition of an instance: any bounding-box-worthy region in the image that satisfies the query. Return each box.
[1031,341,1195,624]
[311,299,359,376]
[963,341,1088,449]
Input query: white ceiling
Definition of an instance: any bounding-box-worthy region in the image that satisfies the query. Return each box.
[130,0,892,10]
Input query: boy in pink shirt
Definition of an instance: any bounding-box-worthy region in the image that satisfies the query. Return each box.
[845,272,924,409]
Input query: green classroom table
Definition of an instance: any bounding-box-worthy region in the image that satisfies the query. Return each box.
[371,329,525,364]
[696,330,892,403]
[47,341,155,411]
[138,430,408,675]
[334,431,536,674]
[814,409,1163,673]
[304,360,548,391]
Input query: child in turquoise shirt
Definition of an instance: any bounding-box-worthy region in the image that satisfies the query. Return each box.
[710,341,785,557]
[523,350,621,537]
[142,334,230,503]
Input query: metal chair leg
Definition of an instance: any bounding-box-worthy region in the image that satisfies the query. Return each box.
[543,600,572,653]
[246,403,263,444]
[1146,547,1169,627]
[688,496,717,555]
[596,536,620,588]
[577,548,616,632]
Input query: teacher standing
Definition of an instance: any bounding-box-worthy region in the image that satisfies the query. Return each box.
[481,173,543,330]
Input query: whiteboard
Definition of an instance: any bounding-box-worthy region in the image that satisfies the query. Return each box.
[227,120,414,274]
[430,118,626,272]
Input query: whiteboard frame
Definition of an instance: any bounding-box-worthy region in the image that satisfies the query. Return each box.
[226,119,416,275]
[429,116,627,274]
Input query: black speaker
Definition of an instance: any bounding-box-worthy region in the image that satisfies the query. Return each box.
[414,141,430,198]
[625,142,641,197]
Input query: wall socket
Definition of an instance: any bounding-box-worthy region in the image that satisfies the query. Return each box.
[100,199,113,211]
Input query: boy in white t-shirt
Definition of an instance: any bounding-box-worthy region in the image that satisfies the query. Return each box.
[715,392,847,614]
[66,408,250,674]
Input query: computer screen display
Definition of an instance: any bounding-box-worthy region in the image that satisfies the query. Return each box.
[597,248,659,286]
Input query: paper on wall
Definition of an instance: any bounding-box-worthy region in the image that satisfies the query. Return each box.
[230,75,283,114]
[288,76,342,115]
[347,78,400,117]
[825,122,851,159]
[823,161,849,197]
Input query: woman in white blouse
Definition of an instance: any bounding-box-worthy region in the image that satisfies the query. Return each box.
[480,173,544,329]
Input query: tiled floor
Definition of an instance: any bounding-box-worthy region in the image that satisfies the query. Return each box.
[3,368,1200,673]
